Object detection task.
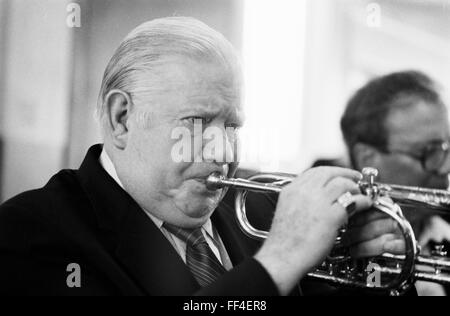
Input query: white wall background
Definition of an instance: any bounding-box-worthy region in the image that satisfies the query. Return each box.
[0,0,73,200]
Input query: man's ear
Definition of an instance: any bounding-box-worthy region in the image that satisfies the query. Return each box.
[104,89,133,149]
[352,143,382,170]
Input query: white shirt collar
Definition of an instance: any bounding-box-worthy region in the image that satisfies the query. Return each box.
[99,148,214,235]
[99,149,123,186]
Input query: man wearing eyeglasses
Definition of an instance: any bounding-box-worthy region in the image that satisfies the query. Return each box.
[341,70,450,295]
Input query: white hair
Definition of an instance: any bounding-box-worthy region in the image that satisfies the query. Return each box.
[96,16,241,129]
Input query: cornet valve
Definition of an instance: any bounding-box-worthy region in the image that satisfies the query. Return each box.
[362,167,379,185]
[431,244,447,257]
[360,167,380,199]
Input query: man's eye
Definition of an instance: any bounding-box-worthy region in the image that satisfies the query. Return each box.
[225,123,241,131]
[183,117,209,125]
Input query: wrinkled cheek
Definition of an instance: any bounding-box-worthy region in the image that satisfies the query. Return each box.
[178,198,218,218]
[172,189,221,217]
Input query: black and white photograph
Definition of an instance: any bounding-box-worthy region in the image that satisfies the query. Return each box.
[0,0,450,301]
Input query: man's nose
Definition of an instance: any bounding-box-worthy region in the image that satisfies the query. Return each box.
[437,152,450,175]
[202,127,234,165]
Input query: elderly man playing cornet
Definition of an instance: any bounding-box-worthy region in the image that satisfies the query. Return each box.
[0,17,406,296]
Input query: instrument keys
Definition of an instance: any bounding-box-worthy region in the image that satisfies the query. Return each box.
[431,244,447,257]
[362,167,379,185]
[431,244,447,275]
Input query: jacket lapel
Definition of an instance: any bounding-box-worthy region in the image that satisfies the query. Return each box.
[114,202,199,295]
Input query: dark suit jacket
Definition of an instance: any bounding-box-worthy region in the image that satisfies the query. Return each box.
[0,144,279,296]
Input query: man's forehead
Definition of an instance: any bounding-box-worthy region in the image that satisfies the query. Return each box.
[152,58,242,114]
[386,98,449,144]
[176,97,243,121]
[158,56,240,87]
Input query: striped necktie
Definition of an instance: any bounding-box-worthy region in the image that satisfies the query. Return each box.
[163,223,226,287]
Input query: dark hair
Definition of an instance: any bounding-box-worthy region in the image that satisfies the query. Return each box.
[340,70,442,168]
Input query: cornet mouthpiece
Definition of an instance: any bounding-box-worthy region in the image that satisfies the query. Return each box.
[206,172,225,190]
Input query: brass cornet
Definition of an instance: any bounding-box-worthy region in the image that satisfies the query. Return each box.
[206,167,450,296]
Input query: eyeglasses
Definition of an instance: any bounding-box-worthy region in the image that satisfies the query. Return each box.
[377,140,450,173]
